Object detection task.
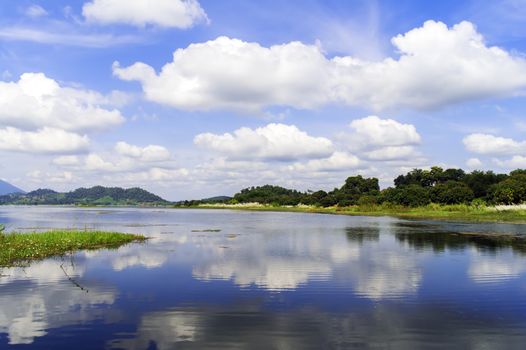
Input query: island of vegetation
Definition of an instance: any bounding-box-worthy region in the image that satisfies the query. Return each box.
[175,166,526,222]
[0,225,146,267]
[0,186,168,206]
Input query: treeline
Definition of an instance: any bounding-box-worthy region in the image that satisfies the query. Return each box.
[0,186,167,205]
[180,167,526,207]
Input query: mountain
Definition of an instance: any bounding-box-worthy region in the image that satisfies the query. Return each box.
[0,186,168,206]
[201,196,232,202]
[0,180,25,195]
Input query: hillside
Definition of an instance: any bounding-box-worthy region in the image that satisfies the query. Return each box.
[0,180,25,196]
[0,186,168,206]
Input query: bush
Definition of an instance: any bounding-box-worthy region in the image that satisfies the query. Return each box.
[432,181,474,204]
[379,185,431,207]
[488,175,526,204]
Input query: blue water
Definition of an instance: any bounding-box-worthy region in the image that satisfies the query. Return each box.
[0,206,525,349]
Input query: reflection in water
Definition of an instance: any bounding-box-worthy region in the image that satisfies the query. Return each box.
[469,249,526,283]
[0,260,115,345]
[0,207,525,348]
[345,226,380,243]
[109,309,200,349]
[109,302,526,349]
[395,228,526,254]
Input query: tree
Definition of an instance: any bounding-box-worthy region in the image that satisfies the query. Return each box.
[488,174,526,204]
[380,185,431,206]
[462,170,507,198]
[432,181,474,204]
[332,175,379,206]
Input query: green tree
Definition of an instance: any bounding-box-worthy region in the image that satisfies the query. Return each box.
[432,181,474,204]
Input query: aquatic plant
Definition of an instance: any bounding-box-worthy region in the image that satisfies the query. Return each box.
[0,230,147,267]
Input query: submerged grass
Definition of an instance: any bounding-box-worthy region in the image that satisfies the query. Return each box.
[192,203,526,223]
[0,230,147,267]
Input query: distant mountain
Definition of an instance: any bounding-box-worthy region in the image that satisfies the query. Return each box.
[0,180,25,195]
[201,196,232,202]
[0,186,168,206]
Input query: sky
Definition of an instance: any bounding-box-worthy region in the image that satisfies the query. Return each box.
[1,0,526,200]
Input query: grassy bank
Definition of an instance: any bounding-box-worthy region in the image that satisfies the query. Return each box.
[190,203,526,223]
[0,230,147,267]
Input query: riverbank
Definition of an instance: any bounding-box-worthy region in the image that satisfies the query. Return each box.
[0,230,147,267]
[188,203,526,223]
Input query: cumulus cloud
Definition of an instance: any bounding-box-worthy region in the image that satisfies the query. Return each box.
[466,157,483,169]
[0,127,89,154]
[194,123,334,161]
[115,141,171,162]
[52,155,80,166]
[289,152,361,172]
[463,133,526,155]
[493,155,526,168]
[82,0,208,28]
[347,116,421,148]
[51,142,188,187]
[339,116,422,162]
[0,73,124,132]
[114,21,526,112]
[27,170,75,184]
[364,146,420,161]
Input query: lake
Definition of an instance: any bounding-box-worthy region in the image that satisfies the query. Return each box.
[0,206,526,349]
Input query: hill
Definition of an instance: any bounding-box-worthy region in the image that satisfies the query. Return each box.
[0,186,168,206]
[0,180,25,196]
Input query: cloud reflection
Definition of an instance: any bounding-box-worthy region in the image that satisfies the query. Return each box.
[0,260,115,345]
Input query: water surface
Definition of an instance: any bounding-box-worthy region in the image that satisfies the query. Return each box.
[1,206,526,349]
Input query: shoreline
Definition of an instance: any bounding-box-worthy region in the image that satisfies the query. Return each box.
[180,203,526,224]
[3,202,526,224]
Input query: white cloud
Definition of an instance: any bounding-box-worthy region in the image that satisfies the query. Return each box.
[0,127,89,154]
[115,141,171,162]
[463,133,526,155]
[348,116,421,148]
[0,73,124,132]
[51,142,188,187]
[85,154,117,171]
[289,151,361,172]
[82,0,208,28]
[52,155,80,166]
[339,116,422,162]
[114,21,526,112]
[493,155,526,168]
[194,123,334,161]
[27,170,75,183]
[466,157,483,168]
[115,167,189,182]
[363,146,421,161]
[24,5,48,18]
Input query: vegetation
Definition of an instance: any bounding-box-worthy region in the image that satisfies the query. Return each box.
[178,167,526,208]
[0,186,168,206]
[0,230,147,267]
[176,166,526,222]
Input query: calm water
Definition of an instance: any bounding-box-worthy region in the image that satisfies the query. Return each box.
[1,206,526,349]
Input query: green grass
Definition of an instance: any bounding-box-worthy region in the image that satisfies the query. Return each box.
[0,230,147,267]
[191,203,526,223]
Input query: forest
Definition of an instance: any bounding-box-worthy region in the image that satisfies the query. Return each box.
[180,167,526,207]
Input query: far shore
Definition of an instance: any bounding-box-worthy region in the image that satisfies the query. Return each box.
[180,203,526,224]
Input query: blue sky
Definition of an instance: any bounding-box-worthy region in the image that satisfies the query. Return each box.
[1,0,526,200]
